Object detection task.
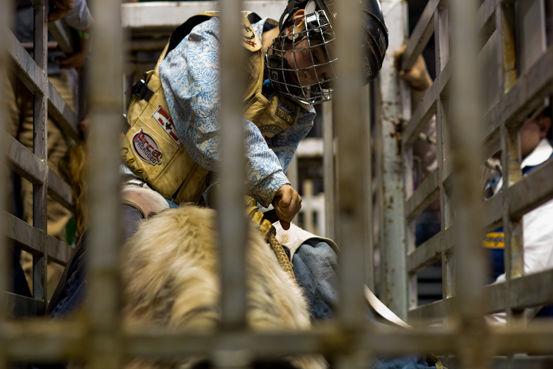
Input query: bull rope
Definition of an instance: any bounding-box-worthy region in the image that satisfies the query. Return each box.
[246,197,296,281]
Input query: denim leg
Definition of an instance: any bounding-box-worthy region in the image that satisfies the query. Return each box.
[292,239,338,320]
[292,240,436,369]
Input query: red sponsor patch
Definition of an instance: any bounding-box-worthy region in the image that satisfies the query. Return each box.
[152,106,180,143]
[133,130,163,165]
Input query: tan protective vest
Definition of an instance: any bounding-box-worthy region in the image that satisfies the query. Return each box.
[122,12,303,204]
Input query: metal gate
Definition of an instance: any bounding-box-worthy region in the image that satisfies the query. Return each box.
[373,0,553,365]
[1,1,553,369]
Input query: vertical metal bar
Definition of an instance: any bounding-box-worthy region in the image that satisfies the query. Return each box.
[322,101,335,239]
[377,0,409,319]
[334,0,368,326]
[87,0,124,367]
[303,180,315,232]
[434,3,453,299]
[217,0,248,328]
[0,0,12,367]
[450,0,489,368]
[496,2,516,94]
[496,0,520,323]
[287,155,299,192]
[364,84,374,290]
[32,0,48,304]
[500,126,523,323]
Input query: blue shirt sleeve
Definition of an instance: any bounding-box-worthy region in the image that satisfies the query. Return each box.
[267,107,316,171]
[159,17,295,207]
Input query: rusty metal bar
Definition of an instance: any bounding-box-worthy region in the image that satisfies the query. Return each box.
[378,0,409,319]
[400,0,440,71]
[407,227,455,273]
[449,0,489,367]
[322,101,335,239]
[402,62,451,147]
[410,268,553,319]
[433,2,454,299]
[405,171,439,220]
[87,0,124,367]
[7,136,73,209]
[500,124,523,324]
[216,0,248,330]
[7,31,79,140]
[483,159,553,227]
[484,46,553,139]
[0,0,11,367]
[334,0,369,326]
[32,0,48,304]
[4,293,45,317]
[495,1,516,95]
[125,325,461,358]
[0,318,552,362]
[477,0,498,33]
[486,269,553,313]
[5,213,71,264]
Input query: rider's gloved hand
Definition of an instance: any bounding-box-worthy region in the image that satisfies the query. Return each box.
[272,184,302,230]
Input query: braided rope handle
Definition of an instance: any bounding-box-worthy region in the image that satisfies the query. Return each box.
[245,197,296,281]
[267,232,296,281]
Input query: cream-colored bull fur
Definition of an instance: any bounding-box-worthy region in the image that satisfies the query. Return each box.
[122,206,326,369]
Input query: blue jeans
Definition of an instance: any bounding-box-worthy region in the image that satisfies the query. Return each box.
[292,240,436,369]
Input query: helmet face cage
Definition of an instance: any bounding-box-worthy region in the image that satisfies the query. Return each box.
[266,9,338,105]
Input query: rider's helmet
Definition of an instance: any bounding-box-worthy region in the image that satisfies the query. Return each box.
[266,0,389,105]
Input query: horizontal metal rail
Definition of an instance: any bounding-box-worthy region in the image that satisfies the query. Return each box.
[484,46,553,139]
[7,31,79,140]
[7,136,73,209]
[483,159,553,227]
[5,213,71,264]
[4,292,45,317]
[409,269,553,319]
[407,226,454,273]
[400,0,440,71]
[410,159,553,271]
[405,170,439,220]
[402,62,451,147]
[0,321,552,360]
[123,1,286,31]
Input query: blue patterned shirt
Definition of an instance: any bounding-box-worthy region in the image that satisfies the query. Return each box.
[159,17,315,207]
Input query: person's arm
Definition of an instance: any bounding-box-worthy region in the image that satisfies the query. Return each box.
[393,44,432,102]
[159,17,290,208]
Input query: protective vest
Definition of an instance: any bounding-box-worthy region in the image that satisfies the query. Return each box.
[122,12,303,204]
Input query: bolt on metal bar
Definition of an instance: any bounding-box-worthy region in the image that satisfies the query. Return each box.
[377,0,409,319]
[334,0,369,326]
[87,0,124,367]
[0,0,12,367]
[449,0,489,367]
[32,0,48,304]
[217,0,248,329]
